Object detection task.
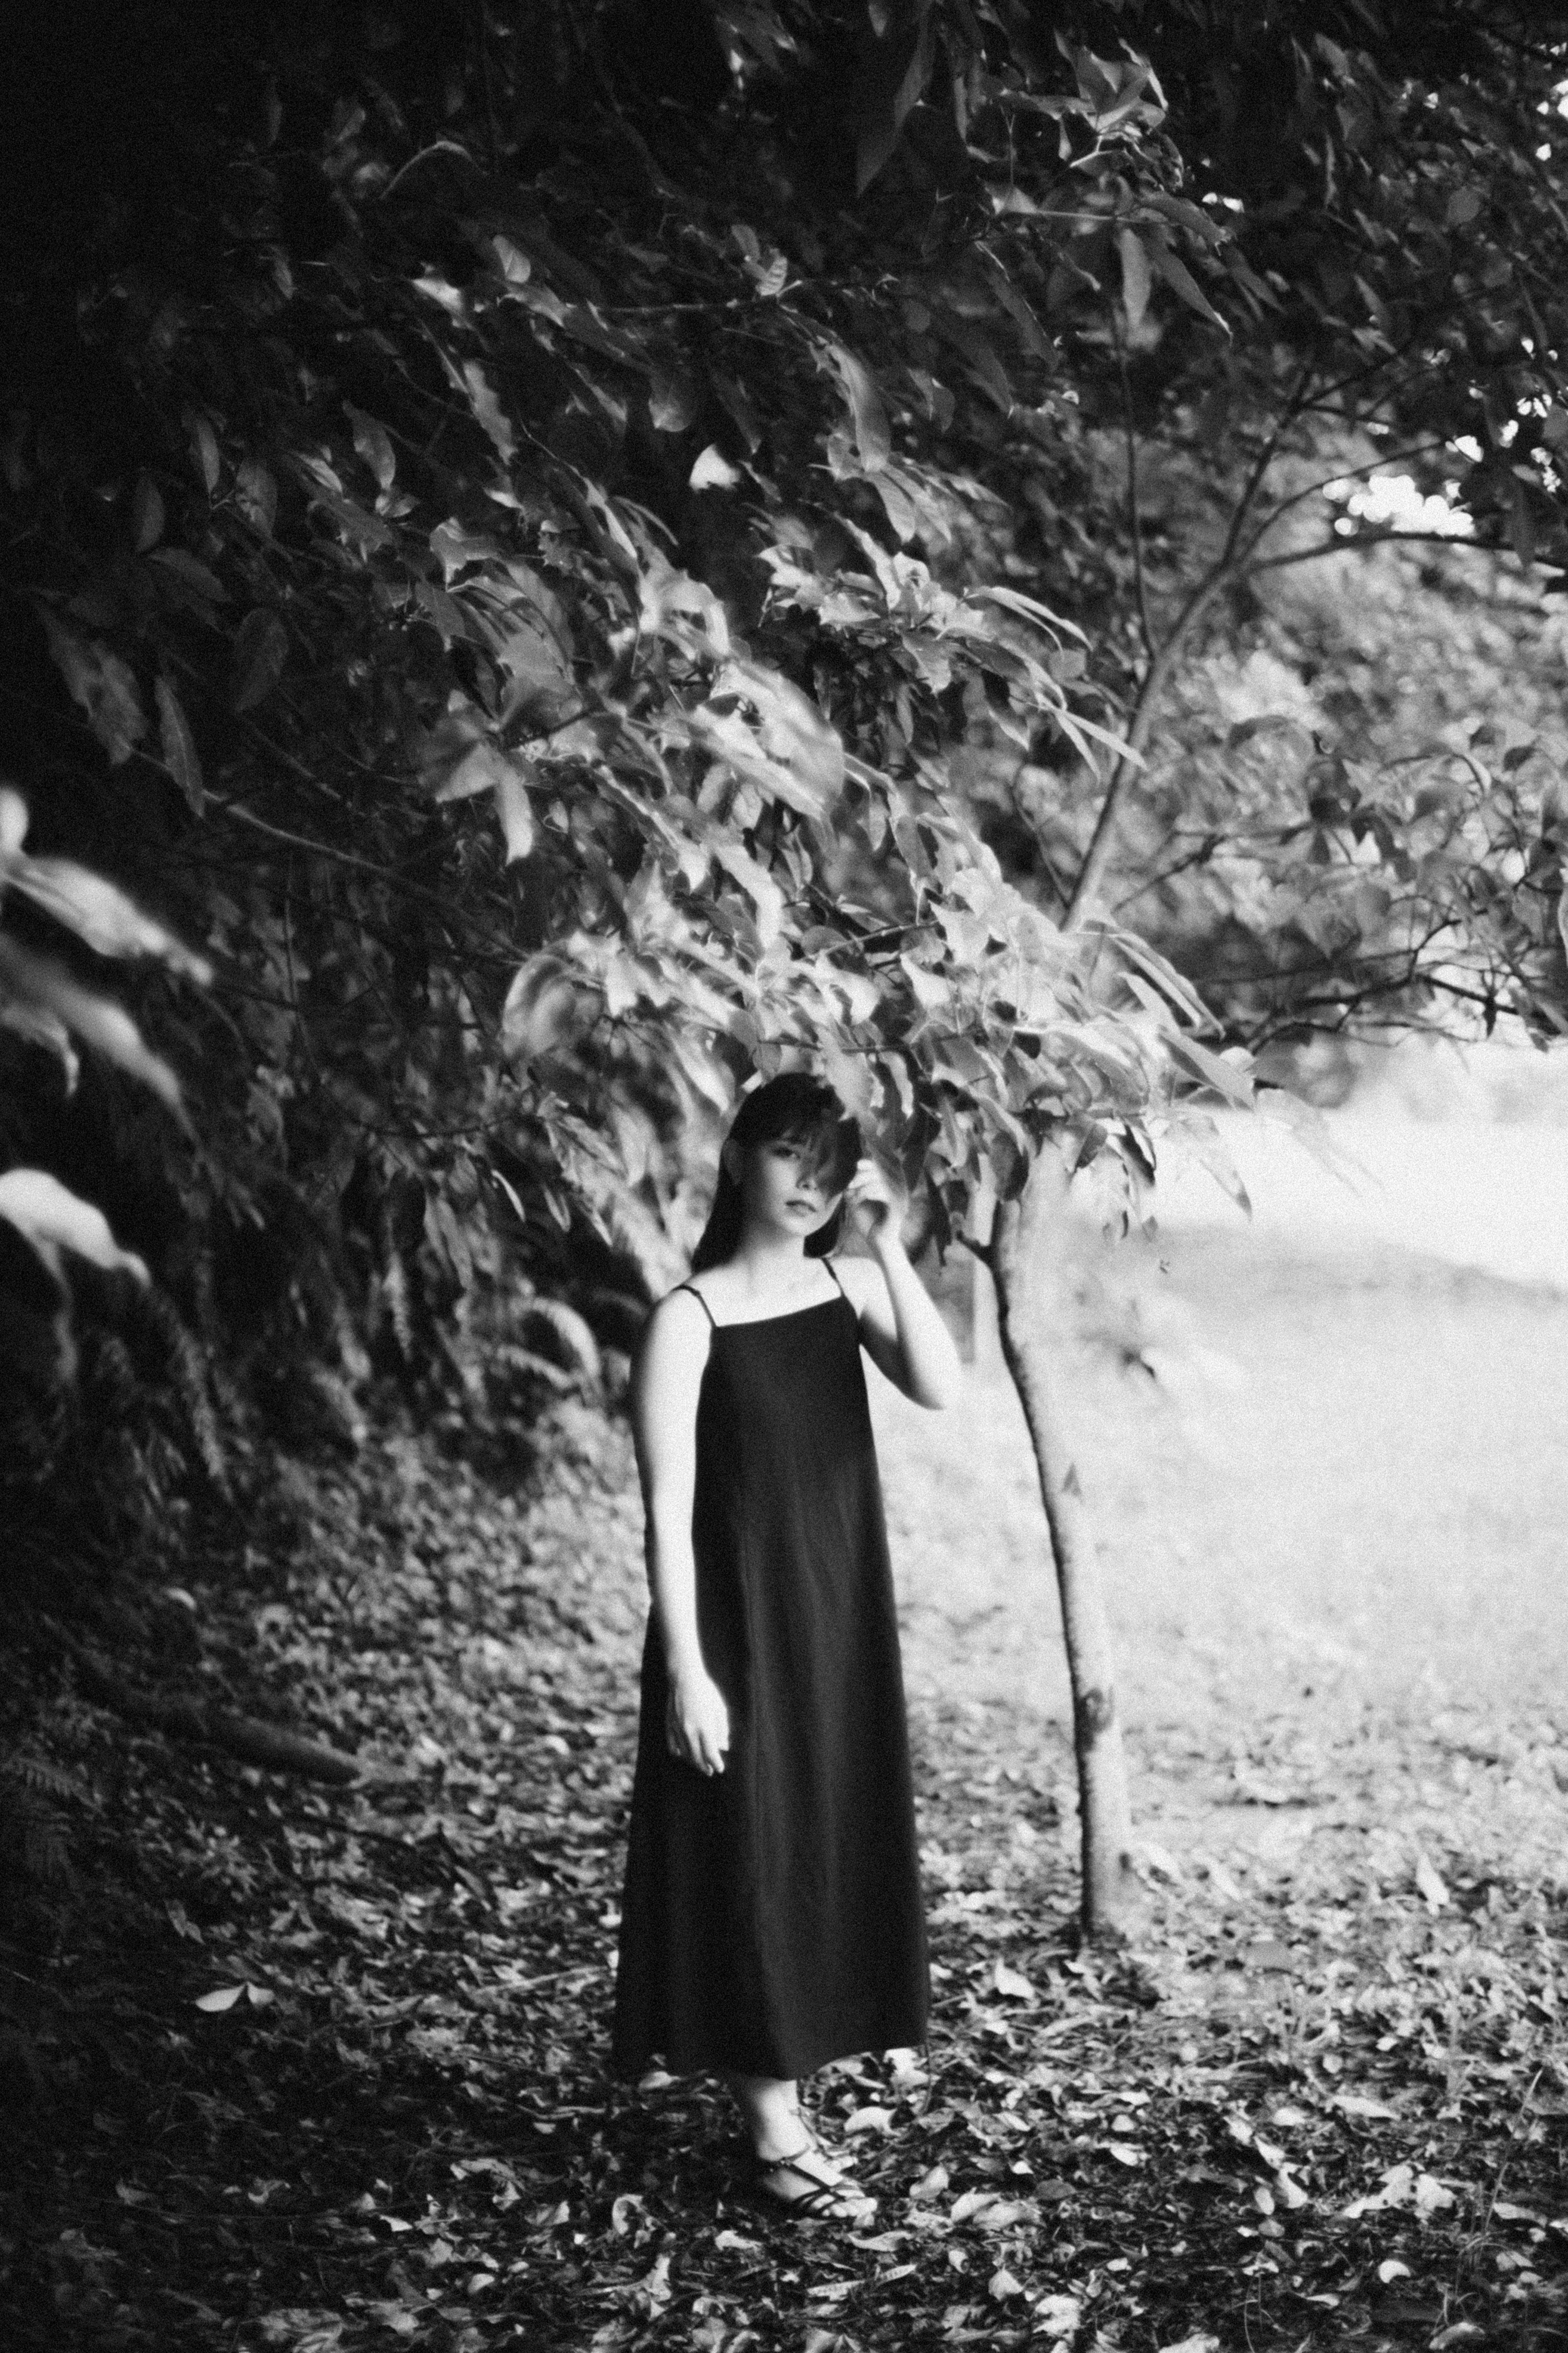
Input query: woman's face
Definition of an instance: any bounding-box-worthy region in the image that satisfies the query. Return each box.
[729,1135,844,1242]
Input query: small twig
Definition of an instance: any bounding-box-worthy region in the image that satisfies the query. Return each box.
[378,140,474,201]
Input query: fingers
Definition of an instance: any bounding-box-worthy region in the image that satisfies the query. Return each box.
[665,1701,729,1775]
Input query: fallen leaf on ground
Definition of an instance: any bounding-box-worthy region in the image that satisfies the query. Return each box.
[1415,1851,1451,1911]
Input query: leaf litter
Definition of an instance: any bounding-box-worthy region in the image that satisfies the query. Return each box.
[3,1391,1566,2351]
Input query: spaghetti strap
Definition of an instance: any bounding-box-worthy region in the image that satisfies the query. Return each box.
[673,1282,716,1327]
[821,1259,846,1299]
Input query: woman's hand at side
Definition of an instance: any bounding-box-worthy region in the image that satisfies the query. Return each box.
[665,1660,731,1775]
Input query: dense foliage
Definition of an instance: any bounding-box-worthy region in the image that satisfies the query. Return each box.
[8,2,1568,1326]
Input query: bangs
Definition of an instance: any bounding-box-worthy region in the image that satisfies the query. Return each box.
[777,1108,860,1193]
[731,1073,861,1194]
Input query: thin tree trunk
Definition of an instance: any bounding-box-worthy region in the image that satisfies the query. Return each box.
[987,1166,1138,1941]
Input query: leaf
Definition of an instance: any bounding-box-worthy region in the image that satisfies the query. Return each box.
[689,445,741,490]
[0,1169,150,1282]
[502,955,584,1066]
[842,2104,893,2137]
[1168,1034,1255,1106]
[989,2268,1025,2301]
[491,234,531,284]
[941,320,1015,414]
[823,341,892,471]
[713,841,784,945]
[414,274,468,318]
[5,854,211,980]
[235,458,278,536]
[131,472,165,553]
[151,549,228,610]
[186,409,220,493]
[976,2198,1035,2229]
[346,405,396,491]
[463,361,515,462]
[41,616,147,765]
[856,0,936,194]
[155,678,204,816]
[1415,1851,1450,1911]
[0,937,184,1111]
[697,658,845,816]
[494,760,535,863]
[1156,2339,1220,2353]
[1119,230,1152,332]
[1333,2092,1399,2121]
[195,1985,246,2013]
[649,373,698,433]
[1037,2299,1082,2341]
[231,610,290,711]
[993,1960,1036,2001]
[1146,240,1229,331]
[950,2188,1000,2222]
[433,741,505,803]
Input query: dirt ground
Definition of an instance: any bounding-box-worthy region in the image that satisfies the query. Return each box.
[6,1206,1567,2352]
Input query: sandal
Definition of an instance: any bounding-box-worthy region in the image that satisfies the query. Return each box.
[751,2126,875,2221]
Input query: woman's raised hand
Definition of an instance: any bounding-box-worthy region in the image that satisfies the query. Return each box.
[666,1663,731,1776]
[844,1155,906,1254]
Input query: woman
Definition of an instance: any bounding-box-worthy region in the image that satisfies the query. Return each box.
[612,1073,961,2216]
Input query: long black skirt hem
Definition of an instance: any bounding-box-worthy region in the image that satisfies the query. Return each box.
[610,2024,929,2083]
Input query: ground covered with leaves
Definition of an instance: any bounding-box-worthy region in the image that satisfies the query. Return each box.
[4,1230,1568,2353]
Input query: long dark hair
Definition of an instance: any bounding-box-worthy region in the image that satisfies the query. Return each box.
[689,1073,861,1274]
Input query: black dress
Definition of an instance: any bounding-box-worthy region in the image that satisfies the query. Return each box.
[612,1268,928,2080]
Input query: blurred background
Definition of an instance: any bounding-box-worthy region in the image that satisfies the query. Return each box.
[880,1033,1568,1905]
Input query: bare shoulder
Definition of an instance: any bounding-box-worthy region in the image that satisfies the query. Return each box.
[633,1287,711,1417]
[829,1256,889,1315]
[647,1283,714,1340]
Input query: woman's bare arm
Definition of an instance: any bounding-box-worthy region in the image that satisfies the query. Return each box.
[838,1163,963,1409]
[630,1291,731,1774]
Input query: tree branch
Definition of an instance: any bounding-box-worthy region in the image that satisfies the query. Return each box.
[1114,319,1157,665]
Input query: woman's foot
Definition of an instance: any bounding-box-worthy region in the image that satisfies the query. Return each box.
[752,2124,874,2219]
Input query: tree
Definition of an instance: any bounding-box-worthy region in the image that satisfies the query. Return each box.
[6,0,1567,1941]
